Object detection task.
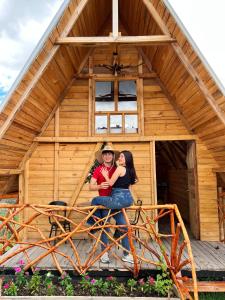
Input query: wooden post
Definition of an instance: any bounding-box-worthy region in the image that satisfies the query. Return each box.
[54,108,59,201]
[112,0,119,38]
[88,56,93,136]
[23,160,29,240]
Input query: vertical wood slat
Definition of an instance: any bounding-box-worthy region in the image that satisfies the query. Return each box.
[88,56,93,136]
[112,0,119,37]
[54,109,60,200]
[23,160,29,240]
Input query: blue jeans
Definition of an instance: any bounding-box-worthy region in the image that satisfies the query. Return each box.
[90,188,133,253]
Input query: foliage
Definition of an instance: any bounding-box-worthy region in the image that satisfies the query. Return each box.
[1,266,174,297]
[60,272,74,296]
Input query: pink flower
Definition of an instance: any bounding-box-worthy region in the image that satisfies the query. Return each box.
[106,276,114,281]
[18,259,25,265]
[90,279,96,284]
[85,275,90,280]
[3,283,9,289]
[47,284,52,289]
[25,272,29,276]
[34,267,40,272]
[61,272,67,280]
[14,267,22,273]
[148,277,155,285]
[138,278,145,286]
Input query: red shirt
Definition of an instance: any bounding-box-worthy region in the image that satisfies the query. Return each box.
[92,164,116,196]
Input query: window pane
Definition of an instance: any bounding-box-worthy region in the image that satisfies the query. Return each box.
[95,115,107,134]
[95,81,114,111]
[118,80,137,111]
[125,115,138,133]
[110,115,122,133]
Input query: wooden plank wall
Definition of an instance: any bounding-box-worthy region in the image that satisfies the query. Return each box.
[196,141,220,241]
[143,79,189,135]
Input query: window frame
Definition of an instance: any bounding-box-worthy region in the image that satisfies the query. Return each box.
[92,76,141,136]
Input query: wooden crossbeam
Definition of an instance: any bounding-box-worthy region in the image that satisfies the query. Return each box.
[55,35,176,46]
[0,169,22,175]
[184,281,225,292]
[34,135,197,143]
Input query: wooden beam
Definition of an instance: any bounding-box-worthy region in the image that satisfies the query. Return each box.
[142,0,225,128]
[212,168,225,173]
[0,169,22,175]
[0,0,89,140]
[34,135,197,143]
[55,35,176,46]
[112,0,119,37]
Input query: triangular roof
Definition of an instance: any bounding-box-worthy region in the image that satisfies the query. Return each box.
[0,0,225,192]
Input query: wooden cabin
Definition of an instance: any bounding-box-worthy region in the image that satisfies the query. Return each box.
[0,0,225,245]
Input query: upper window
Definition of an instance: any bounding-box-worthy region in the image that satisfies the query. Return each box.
[94,79,138,135]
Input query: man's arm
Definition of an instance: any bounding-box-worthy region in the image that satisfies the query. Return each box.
[89,177,109,191]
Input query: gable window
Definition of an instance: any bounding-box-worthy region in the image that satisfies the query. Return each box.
[94,79,139,135]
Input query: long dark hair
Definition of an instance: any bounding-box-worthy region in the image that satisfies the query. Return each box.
[121,150,138,185]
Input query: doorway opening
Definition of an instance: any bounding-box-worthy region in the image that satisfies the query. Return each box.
[155,140,199,239]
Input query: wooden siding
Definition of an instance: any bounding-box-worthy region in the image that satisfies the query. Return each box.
[143,78,189,135]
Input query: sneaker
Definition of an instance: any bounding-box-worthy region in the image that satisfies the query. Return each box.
[122,254,134,264]
[100,252,110,263]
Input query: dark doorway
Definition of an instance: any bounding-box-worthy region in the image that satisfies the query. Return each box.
[155,140,199,239]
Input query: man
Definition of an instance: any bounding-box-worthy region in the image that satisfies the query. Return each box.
[88,145,119,263]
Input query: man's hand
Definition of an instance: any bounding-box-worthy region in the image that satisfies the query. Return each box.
[99,181,110,189]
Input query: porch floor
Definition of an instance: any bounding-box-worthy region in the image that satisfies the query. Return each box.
[1,239,225,273]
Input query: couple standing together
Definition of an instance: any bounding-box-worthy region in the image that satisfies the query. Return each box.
[88,145,137,264]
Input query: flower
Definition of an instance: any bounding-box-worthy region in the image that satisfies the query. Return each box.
[61,272,67,279]
[90,279,96,284]
[3,283,9,289]
[25,272,30,276]
[14,267,22,273]
[85,275,90,280]
[18,259,25,265]
[148,277,155,285]
[138,278,145,286]
[106,276,114,281]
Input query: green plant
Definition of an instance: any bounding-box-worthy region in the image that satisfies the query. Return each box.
[44,272,55,296]
[60,272,74,296]
[154,263,173,296]
[114,282,126,296]
[3,281,18,296]
[127,278,137,292]
[28,268,42,295]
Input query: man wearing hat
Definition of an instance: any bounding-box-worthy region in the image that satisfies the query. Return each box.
[89,145,119,196]
[88,145,119,263]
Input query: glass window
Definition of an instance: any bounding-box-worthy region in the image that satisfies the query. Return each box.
[125,115,138,133]
[110,115,122,134]
[118,80,137,111]
[95,81,114,111]
[95,115,107,134]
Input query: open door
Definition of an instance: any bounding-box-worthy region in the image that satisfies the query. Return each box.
[186,141,200,239]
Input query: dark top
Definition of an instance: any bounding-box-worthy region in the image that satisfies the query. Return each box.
[113,167,131,189]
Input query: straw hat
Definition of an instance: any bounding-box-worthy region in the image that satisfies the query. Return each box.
[95,145,120,164]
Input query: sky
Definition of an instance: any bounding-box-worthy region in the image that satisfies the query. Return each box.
[0,0,225,109]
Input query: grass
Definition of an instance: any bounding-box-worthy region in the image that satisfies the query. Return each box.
[199,293,225,299]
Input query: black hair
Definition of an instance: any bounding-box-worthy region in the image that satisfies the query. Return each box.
[121,150,138,185]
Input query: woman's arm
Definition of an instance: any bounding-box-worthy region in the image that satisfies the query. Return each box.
[101,166,125,186]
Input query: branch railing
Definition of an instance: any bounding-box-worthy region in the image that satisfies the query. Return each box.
[0,203,198,299]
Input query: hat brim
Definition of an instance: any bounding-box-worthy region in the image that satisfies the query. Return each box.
[95,150,120,164]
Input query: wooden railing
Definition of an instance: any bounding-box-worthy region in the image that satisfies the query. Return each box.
[0,203,198,299]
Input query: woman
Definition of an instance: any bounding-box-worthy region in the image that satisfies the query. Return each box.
[91,150,137,264]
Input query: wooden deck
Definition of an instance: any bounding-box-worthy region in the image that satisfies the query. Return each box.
[1,238,225,273]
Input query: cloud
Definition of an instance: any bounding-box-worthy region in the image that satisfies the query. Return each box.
[0,0,64,107]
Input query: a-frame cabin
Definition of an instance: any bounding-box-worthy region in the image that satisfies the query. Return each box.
[1,1,225,292]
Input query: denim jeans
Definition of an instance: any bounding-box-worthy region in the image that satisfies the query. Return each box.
[89,188,133,253]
